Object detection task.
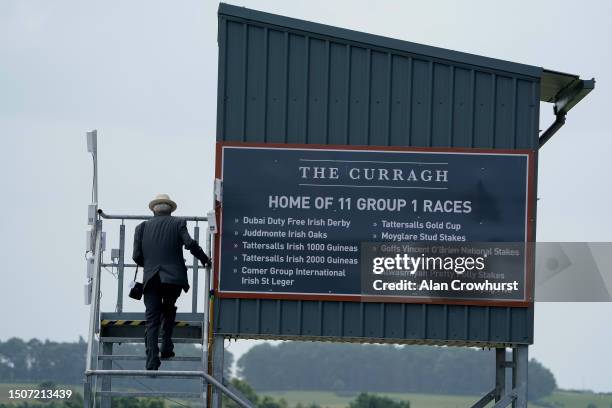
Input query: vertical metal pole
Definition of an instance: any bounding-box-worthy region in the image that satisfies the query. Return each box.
[206,198,217,408]
[192,224,200,313]
[85,226,102,407]
[116,223,125,313]
[85,130,99,408]
[204,227,212,348]
[512,347,517,408]
[100,343,113,408]
[211,335,225,408]
[204,226,213,408]
[93,221,102,335]
[514,345,528,408]
[495,348,506,402]
[83,377,92,408]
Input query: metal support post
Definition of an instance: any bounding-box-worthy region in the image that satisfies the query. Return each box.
[204,227,212,348]
[513,345,528,408]
[203,227,213,408]
[192,224,200,313]
[495,348,506,402]
[100,343,113,408]
[87,226,102,369]
[83,377,92,408]
[116,223,125,313]
[203,227,213,406]
[93,220,102,331]
[511,347,518,408]
[84,226,102,408]
[211,335,225,408]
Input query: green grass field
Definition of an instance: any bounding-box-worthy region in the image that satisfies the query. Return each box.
[1,384,611,408]
[262,390,612,408]
[539,390,612,408]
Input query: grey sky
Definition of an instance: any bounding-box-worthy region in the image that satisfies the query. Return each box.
[1,0,611,393]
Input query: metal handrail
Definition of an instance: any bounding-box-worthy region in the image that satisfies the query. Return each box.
[97,208,211,314]
[86,213,220,407]
[85,370,253,408]
[98,209,208,222]
[102,262,205,269]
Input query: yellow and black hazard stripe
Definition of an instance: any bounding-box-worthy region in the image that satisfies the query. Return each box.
[101,320,192,327]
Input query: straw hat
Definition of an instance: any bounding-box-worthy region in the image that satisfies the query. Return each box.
[148,194,177,212]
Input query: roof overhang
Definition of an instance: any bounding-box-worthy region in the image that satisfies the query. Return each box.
[539,69,595,147]
[541,69,595,115]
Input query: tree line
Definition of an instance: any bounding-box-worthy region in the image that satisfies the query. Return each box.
[237,342,557,401]
[0,337,232,393]
[0,337,557,402]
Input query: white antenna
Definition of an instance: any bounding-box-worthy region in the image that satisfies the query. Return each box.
[86,130,98,207]
[84,130,98,305]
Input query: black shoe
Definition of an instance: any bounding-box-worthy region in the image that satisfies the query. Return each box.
[146,362,160,371]
[160,350,175,359]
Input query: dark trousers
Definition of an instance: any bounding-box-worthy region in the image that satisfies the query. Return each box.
[143,273,182,370]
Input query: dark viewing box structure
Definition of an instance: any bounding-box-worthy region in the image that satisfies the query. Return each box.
[213,3,593,347]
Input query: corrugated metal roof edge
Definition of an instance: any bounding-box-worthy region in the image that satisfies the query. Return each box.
[218,3,543,80]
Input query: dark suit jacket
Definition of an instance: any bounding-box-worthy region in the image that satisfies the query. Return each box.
[132,215,201,292]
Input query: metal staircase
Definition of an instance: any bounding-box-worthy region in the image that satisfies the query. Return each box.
[83,130,251,408]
